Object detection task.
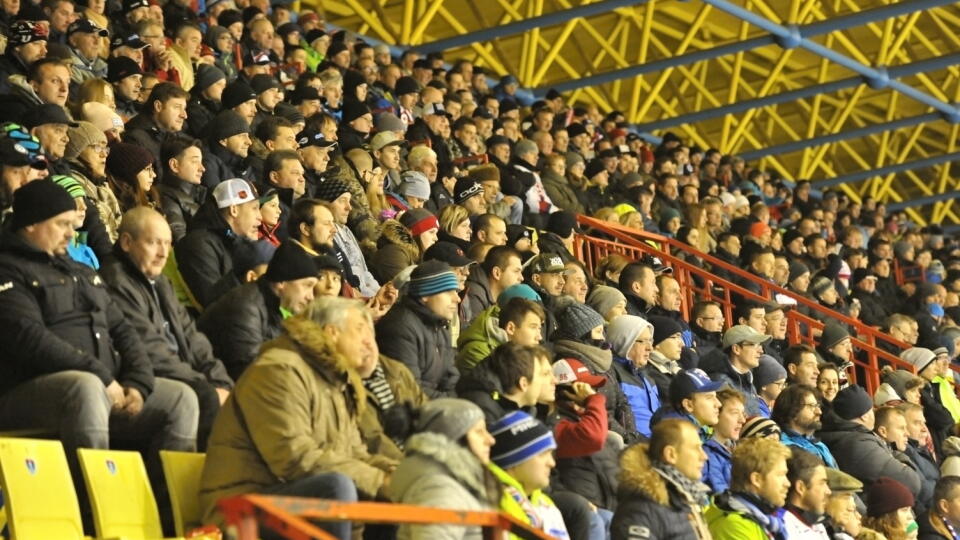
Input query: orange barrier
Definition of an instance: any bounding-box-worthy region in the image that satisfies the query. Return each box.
[218,495,558,540]
[893,258,926,286]
[573,216,916,393]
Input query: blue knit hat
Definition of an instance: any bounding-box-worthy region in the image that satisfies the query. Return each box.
[497,284,541,307]
[407,260,459,298]
[490,411,556,469]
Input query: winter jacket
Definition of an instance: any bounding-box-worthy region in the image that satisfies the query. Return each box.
[921,382,955,453]
[455,359,537,425]
[0,230,154,399]
[101,252,233,390]
[200,140,256,190]
[376,296,459,398]
[554,397,620,511]
[369,219,420,284]
[461,267,495,326]
[174,202,252,308]
[612,355,661,438]
[158,176,207,242]
[199,316,395,524]
[817,414,922,496]
[185,94,220,139]
[705,491,784,540]
[456,305,508,371]
[905,439,940,517]
[780,429,838,468]
[0,74,43,122]
[918,511,953,540]
[702,438,733,494]
[541,169,585,214]
[699,353,763,417]
[357,356,428,461]
[781,507,830,539]
[123,113,170,173]
[197,279,283,381]
[611,443,712,540]
[850,289,889,328]
[0,50,28,92]
[489,463,570,540]
[68,161,122,243]
[389,432,500,540]
[115,92,140,121]
[646,349,682,404]
[554,339,640,444]
[334,224,380,298]
[68,46,108,84]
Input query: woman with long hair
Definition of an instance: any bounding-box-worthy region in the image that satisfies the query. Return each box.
[105,142,160,211]
[861,477,916,540]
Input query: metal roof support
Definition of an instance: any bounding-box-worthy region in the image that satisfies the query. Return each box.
[888,191,960,212]
[814,150,960,189]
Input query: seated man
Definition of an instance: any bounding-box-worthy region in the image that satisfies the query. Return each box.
[199,241,318,380]
[782,448,832,538]
[103,207,233,448]
[461,245,523,324]
[701,325,769,416]
[0,180,198,457]
[771,384,838,467]
[456,342,554,424]
[200,297,395,539]
[456,295,546,371]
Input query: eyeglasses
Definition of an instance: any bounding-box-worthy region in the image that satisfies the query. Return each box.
[802,402,822,410]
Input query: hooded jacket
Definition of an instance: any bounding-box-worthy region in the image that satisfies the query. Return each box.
[369,219,420,284]
[461,266,495,326]
[611,443,712,540]
[199,316,395,524]
[376,296,459,398]
[456,305,508,371]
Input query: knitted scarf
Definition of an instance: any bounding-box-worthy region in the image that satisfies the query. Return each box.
[653,461,712,507]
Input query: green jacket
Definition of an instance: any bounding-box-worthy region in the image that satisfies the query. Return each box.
[489,463,569,539]
[933,375,960,422]
[456,305,507,371]
[704,499,771,540]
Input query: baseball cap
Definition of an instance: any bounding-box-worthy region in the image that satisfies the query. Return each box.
[529,254,565,274]
[111,32,149,50]
[0,138,47,169]
[296,128,337,149]
[122,0,150,13]
[553,358,606,388]
[213,179,258,209]
[423,103,445,116]
[721,324,772,349]
[20,104,79,129]
[67,18,109,37]
[423,241,474,267]
[370,131,405,152]
[670,368,724,403]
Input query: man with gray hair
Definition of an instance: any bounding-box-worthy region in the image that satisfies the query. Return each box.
[200,296,396,539]
[510,138,557,229]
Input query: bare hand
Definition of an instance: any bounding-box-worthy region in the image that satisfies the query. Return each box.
[216,387,230,405]
[105,380,125,412]
[564,381,596,404]
[121,387,144,416]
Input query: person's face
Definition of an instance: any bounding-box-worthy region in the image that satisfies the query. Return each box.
[16,40,47,65]
[375,144,401,170]
[490,143,510,164]
[176,28,203,59]
[765,309,787,340]
[772,257,790,285]
[508,312,543,347]
[221,132,251,157]
[234,99,257,124]
[23,209,77,256]
[721,235,741,257]
[637,267,659,305]
[531,357,555,405]
[70,31,101,59]
[315,269,342,297]
[656,333,683,361]
[903,407,927,443]
[136,163,156,192]
[627,326,653,367]
[734,342,763,369]
[299,146,331,173]
[33,65,70,106]
[827,493,861,537]
[792,272,811,292]
[48,0,76,31]
[331,308,379,378]
[686,391,721,427]
[497,255,524,290]
[666,423,708,481]
[756,456,791,507]
[535,271,565,297]
[480,219,507,246]
[697,304,724,333]
[451,217,471,241]
[716,398,746,441]
[231,200,261,240]
[465,419,495,465]
[170,145,204,184]
[115,73,143,102]
[121,214,171,279]
[830,338,853,361]
[794,392,823,433]
[139,76,158,103]
[799,466,831,515]
[258,88,282,112]
[215,31,234,53]
[741,308,767,334]
[761,379,786,402]
[561,264,589,303]
[480,180,500,205]
[155,97,187,132]
[34,123,69,160]
[257,194,282,227]
[413,154,438,182]
[272,158,306,197]
[817,369,840,402]
[276,276,317,315]
[508,449,555,494]
[753,253,775,279]
[78,141,108,177]
[791,352,820,386]
[879,411,909,451]
[658,276,681,312]
[329,192,351,225]
[422,289,460,321]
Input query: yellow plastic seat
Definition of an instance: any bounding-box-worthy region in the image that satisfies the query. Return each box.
[77,448,176,540]
[159,451,206,536]
[0,438,85,539]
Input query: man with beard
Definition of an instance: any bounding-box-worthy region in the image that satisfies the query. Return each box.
[782,448,833,538]
[772,384,838,467]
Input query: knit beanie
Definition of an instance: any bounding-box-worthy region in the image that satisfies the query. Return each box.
[50,174,86,199]
[546,210,578,238]
[749,221,771,238]
[11,179,78,230]
[341,99,371,124]
[394,76,419,96]
[398,208,438,237]
[407,260,459,298]
[740,416,781,439]
[204,25,230,49]
[557,302,605,341]
[208,110,250,142]
[398,170,430,201]
[250,73,281,95]
[81,102,123,135]
[832,385,873,420]
[565,151,584,168]
[497,284,542,307]
[865,477,915,517]
[819,322,850,350]
[313,177,350,203]
[809,276,833,297]
[326,40,348,58]
[584,159,605,179]
[195,63,226,93]
[586,285,626,319]
[64,121,107,161]
[375,113,406,134]
[788,260,810,283]
[414,398,485,442]
[607,314,653,358]
[453,178,483,204]
[221,80,257,110]
[489,411,557,470]
[264,241,319,283]
[105,142,153,181]
[753,354,787,390]
[512,139,537,158]
[649,315,682,345]
[899,347,938,374]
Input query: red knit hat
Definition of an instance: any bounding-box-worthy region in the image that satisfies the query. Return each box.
[865,477,914,517]
[105,142,153,181]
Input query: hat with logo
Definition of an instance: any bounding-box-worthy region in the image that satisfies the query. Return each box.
[453,178,483,204]
[9,20,48,47]
[122,0,150,13]
[489,411,556,469]
[111,31,148,50]
[423,241,473,267]
[553,358,606,387]
[68,18,108,37]
[213,178,257,209]
[243,48,274,66]
[530,253,565,274]
[106,56,142,83]
[296,128,337,149]
[722,324,772,349]
[669,368,724,404]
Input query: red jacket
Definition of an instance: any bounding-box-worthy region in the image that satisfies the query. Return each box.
[554,393,608,459]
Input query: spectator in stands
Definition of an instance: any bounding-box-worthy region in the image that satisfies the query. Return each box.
[199,240,318,380]
[900,347,957,453]
[538,210,577,263]
[702,325,768,416]
[471,213,508,246]
[703,388,746,494]
[875,405,935,516]
[0,180,198,457]
[456,295,546,371]
[200,297,395,539]
[377,260,460,397]
[561,261,591,304]
[691,299,725,364]
[705,437,791,539]
[816,322,854,373]
[457,340,553,425]
[608,315,660,438]
[784,343,821,387]
[461,245,523,323]
[657,368,722,444]
[66,19,109,84]
[176,178,261,307]
[200,109,256,190]
[754,354,786,417]
[158,134,207,242]
[105,141,159,212]
[772,384,838,467]
[921,476,960,539]
[103,207,233,448]
[612,418,712,538]
[0,58,70,119]
[0,21,48,90]
[587,284,627,323]
[184,63,226,137]
[107,56,144,121]
[124,82,190,171]
[388,399,500,539]
[819,385,922,496]
[861,477,917,540]
[526,252,566,309]
[849,268,889,327]
[314,175,381,296]
[620,261,659,317]
[782,448,832,538]
[649,273,693,346]
[645,315,685,399]
[900,401,941,509]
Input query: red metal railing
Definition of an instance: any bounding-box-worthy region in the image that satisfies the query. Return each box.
[218,495,557,540]
[573,216,916,393]
[893,257,926,286]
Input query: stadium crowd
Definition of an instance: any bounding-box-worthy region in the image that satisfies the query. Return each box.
[3,1,960,539]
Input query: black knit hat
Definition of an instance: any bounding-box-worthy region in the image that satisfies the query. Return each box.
[265,241,318,283]
[341,99,371,124]
[326,40,348,58]
[557,302,605,341]
[12,179,78,230]
[788,260,810,283]
[194,64,226,93]
[313,177,350,202]
[649,315,682,345]
[453,178,483,204]
[832,385,873,420]
[221,80,256,110]
[106,56,142,83]
[105,141,153,181]
[546,210,579,238]
[584,159,606,179]
[395,76,419,96]
[250,73,281,95]
[208,110,249,142]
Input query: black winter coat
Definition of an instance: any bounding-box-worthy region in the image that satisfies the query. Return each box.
[123,113,169,173]
[197,278,283,380]
[905,440,939,517]
[174,202,252,308]
[375,296,459,398]
[158,176,207,242]
[455,361,537,425]
[200,140,256,190]
[0,231,154,398]
[186,94,219,139]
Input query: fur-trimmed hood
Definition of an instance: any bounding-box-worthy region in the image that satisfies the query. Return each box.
[618,443,669,504]
[377,219,421,259]
[404,432,489,496]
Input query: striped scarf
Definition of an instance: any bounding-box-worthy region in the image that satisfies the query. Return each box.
[363,364,397,413]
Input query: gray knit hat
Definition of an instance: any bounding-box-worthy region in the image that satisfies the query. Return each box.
[398,170,430,200]
[375,113,406,134]
[587,285,626,319]
[753,354,787,389]
[195,63,226,93]
[819,322,850,350]
[415,398,484,441]
[606,314,653,358]
[64,121,107,161]
[557,302,605,341]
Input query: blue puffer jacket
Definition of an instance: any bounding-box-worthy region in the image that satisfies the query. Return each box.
[702,438,733,494]
[612,355,661,438]
[780,429,838,468]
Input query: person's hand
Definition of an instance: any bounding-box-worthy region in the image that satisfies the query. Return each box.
[502,195,519,206]
[367,296,391,321]
[375,282,398,307]
[121,387,144,416]
[155,47,173,70]
[564,382,596,405]
[105,380,125,412]
[216,388,230,405]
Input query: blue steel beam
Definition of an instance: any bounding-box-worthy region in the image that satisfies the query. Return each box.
[412,0,645,53]
[814,150,960,189]
[534,0,958,95]
[888,191,960,212]
[738,112,942,161]
[702,0,960,118]
[633,52,960,132]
